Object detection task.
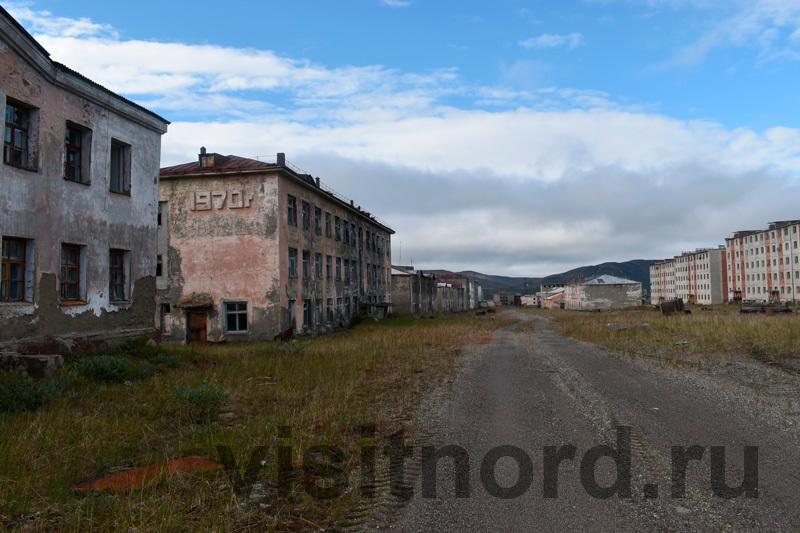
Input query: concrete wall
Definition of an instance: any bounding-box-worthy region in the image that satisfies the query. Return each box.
[157,164,393,341]
[564,283,642,310]
[391,270,437,314]
[0,13,167,353]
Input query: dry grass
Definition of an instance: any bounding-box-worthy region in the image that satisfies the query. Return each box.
[0,312,515,532]
[532,306,800,367]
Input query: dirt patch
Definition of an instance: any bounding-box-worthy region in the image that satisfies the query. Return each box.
[73,456,222,493]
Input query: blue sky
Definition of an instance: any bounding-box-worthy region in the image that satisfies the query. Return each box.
[6,1,800,276]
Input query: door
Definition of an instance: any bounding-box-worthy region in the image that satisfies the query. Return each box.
[187,312,207,343]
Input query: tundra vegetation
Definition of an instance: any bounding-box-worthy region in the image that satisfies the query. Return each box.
[523,305,800,368]
[0,313,514,531]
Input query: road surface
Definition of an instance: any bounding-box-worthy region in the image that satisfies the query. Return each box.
[382,310,800,531]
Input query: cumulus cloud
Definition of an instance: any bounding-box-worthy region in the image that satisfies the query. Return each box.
[9,3,800,276]
[518,33,584,50]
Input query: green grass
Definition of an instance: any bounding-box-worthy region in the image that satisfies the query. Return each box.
[0,312,513,531]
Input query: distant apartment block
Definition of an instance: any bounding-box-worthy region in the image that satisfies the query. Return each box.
[649,247,727,305]
[156,150,393,342]
[0,7,169,353]
[725,220,800,303]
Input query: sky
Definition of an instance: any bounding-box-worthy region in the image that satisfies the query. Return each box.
[6,0,800,276]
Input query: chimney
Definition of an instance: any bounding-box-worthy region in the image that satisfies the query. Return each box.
[277,152,285,166]
[569,277,575,284]
[580,276,585,282]
[198,146,207,166]
[315,177,320,187]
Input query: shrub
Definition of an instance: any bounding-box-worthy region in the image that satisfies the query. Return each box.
[76,355,155,383]
[0,372,74,413]
[170,380,229,423]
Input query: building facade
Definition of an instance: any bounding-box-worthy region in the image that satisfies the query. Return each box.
[725,220,800,303]
[564,275,642,310]
[390,267,437,314]
[0,8,169,353]
[649,247,727,305]
[437,273,480,310]
[156,150,393,342]
[649,259,676,304]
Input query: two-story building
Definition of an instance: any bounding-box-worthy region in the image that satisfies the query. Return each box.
[0,7,169,353]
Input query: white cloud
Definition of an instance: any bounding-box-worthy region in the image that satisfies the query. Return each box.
[380,0,410,7]
[518,33,584,50]
[9,4,800,276]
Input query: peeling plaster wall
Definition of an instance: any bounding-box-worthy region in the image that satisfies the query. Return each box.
[565,283,642,310]
[0,21,167,354]
[157,173,281,342]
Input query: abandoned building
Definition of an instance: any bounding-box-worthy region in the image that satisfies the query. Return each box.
[436,281,465,313]
[436,273,481,310]
[725,221,800,304]
[390,267,437,314]
[564,275,642,310]
[649,258,676,304]
[649,246,729,305]
[0,7,169,353]
[541,287,565,309]
[156,150,393,342]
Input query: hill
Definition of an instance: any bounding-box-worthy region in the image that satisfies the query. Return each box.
[428,259,654,298]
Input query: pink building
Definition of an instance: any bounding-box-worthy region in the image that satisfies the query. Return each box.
[156,150,393,342]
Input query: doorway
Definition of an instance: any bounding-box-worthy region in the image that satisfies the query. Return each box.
[187,312,207,343]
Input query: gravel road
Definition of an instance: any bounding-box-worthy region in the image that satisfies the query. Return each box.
[384,310,800,532]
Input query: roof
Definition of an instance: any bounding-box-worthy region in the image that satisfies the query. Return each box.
[1,7,169,127]
[438,273,469,280]
[579,274,640,285]
[160,155,280,177]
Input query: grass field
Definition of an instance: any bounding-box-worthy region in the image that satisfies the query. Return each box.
[0,312,515,531]
[524,305,800,367]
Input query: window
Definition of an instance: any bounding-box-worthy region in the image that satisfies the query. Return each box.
[302,201,310,230]
[326,255,332,279]
[289,299,296,326]
[336,258,342,280]
[351,224,356,247]
[109,140,131,194]
[327,298,334,322]
[225,302,248,332]
[315,253,323,279]
[345,297,350,317]
[337,297,342,316]
[325,212,332,237]
[1,238,26,301]
[110,249,126,301]
[335,217,341,240]
[344,223,349,244]
[315,207,322,235]
[315,299,323,324]
[302,250,311,279]
[287,195,297,226]
[64,125,90,183]
[60,244,81,301]
[351,261,357,282]
[288,248,298,277]
[159,303,172,333]
[4,101,30,167]
[352,296,358,314]
[156,255,163,277]
[303,299,311,327]
[344,259,350,282]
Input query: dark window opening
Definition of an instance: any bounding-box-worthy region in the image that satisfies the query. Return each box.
[4,102,29,167]
[110,249,126,300]
[1,238,25,301]
[60,244,80,301]
[225,301,248,332]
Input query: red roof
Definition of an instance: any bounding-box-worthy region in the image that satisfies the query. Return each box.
[160,155,280,177]
[438,273,469,280]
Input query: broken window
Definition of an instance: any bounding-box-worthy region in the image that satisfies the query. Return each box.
[351,224,356,247]
[60,244,81,301]
[336,258,342,280]
[344,223,349,244]
[315,298,323,324]
[315,253,323,279]
[303,299,311,327]
[225,302,248,332]
[110,249,126,301]
[302,201,310,230]
[287,195,297,226]
[302,250,310,279]
[109,140,131,194]
[325,212,332,237]
[315,207,322,235]
[156,255,163,277]
[64,125,86,183]
[288,248,298,277]
[159,303,172,333]
[4,101,30,167]
[1,237,26,301]
[326,255,332,279]
[335,217,341,241]
[327,298,333,322]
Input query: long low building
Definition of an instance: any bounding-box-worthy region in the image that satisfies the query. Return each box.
[649,246,727,305]
[564,275,642,310]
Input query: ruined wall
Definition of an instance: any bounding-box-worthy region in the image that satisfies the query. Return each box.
[566,283,642,310]
[390,274,413,313]
[0,21,167,354]
[157,173,280,342]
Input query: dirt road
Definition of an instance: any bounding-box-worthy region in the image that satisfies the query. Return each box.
[385,310,800,531]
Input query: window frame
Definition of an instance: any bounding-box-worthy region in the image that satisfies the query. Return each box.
[224,301,249,333]
[314,207,322,235]
[288,247,298,278]
[109,139,131,195]
[315,252,323,279]
[4,101,31,169]
[287,195,297,226]
[325,212,332,237]
[1,237,26,302]
[301,201,310,230]
[60,244,82,302]
[109,249,127,301]
[302,250,311,279]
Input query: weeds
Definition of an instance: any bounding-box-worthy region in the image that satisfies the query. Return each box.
[171,379,230,423]
[0,372,74,413]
